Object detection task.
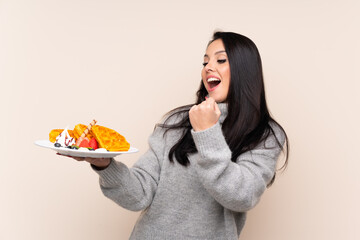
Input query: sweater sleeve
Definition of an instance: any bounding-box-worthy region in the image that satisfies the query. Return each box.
[92,126,165,212]
[191,121,285,212]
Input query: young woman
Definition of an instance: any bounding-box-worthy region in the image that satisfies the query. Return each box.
[70,31,289,239]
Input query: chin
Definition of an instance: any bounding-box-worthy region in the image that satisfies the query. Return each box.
[209,94,226,103]
[214,98,226,103]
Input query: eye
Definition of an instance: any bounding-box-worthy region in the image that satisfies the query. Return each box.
[202,62,208,67]
[217,59,227,64]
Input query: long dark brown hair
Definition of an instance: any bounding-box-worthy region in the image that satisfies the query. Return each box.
[157,31,289,185]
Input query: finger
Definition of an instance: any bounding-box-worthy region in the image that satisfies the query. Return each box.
[204,97,215,109]
[73,157,86,161]
[206,96,215,104]
[56,153,72,158]
[214,101,221,115]
[84,157,103,162]
[190,104,197,110]
[200,97,211,106]
[56,153,85,161]
[189,105,197,115]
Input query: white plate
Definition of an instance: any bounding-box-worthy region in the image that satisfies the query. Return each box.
[35,140,138,158]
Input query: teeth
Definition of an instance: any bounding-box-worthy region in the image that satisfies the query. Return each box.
[207,77,221,82]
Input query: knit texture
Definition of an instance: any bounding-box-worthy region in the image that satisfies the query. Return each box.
[93,103,285,239]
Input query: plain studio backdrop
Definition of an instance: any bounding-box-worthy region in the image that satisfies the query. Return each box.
[0,0,359,239]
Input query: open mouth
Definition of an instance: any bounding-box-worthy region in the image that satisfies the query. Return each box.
[207,77,221,90]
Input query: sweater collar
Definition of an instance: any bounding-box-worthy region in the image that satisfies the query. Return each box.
[217,102,228,124]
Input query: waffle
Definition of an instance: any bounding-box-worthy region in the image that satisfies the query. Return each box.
[73,124,94,140]
[49,129,75,143]
[91,125,130,151]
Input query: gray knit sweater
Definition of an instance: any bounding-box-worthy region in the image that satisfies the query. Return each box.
[93,103,285,240]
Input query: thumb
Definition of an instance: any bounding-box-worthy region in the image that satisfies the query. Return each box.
[214,102,221,116]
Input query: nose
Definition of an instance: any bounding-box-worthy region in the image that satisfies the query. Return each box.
[205,61,214,72]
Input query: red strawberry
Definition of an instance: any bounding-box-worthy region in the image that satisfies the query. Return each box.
[89,138,98,150]
[78,138,90,148]
[75,137,87,146]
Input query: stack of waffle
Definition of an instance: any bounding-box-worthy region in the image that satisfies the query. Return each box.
[49,122,130,151]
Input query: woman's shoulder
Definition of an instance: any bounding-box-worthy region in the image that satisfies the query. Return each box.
[160,104,192,126]
[151,104,192,138]
[265,120,287,148]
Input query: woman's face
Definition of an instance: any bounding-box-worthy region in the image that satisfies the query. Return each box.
[201,39,230,103]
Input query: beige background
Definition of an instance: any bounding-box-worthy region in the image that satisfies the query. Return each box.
[1,0,359,239]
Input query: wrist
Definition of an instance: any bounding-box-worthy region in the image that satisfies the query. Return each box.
[91,158,112,170]
[193,122,216,132]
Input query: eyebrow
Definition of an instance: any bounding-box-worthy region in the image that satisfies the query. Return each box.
[204,50,226,58]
